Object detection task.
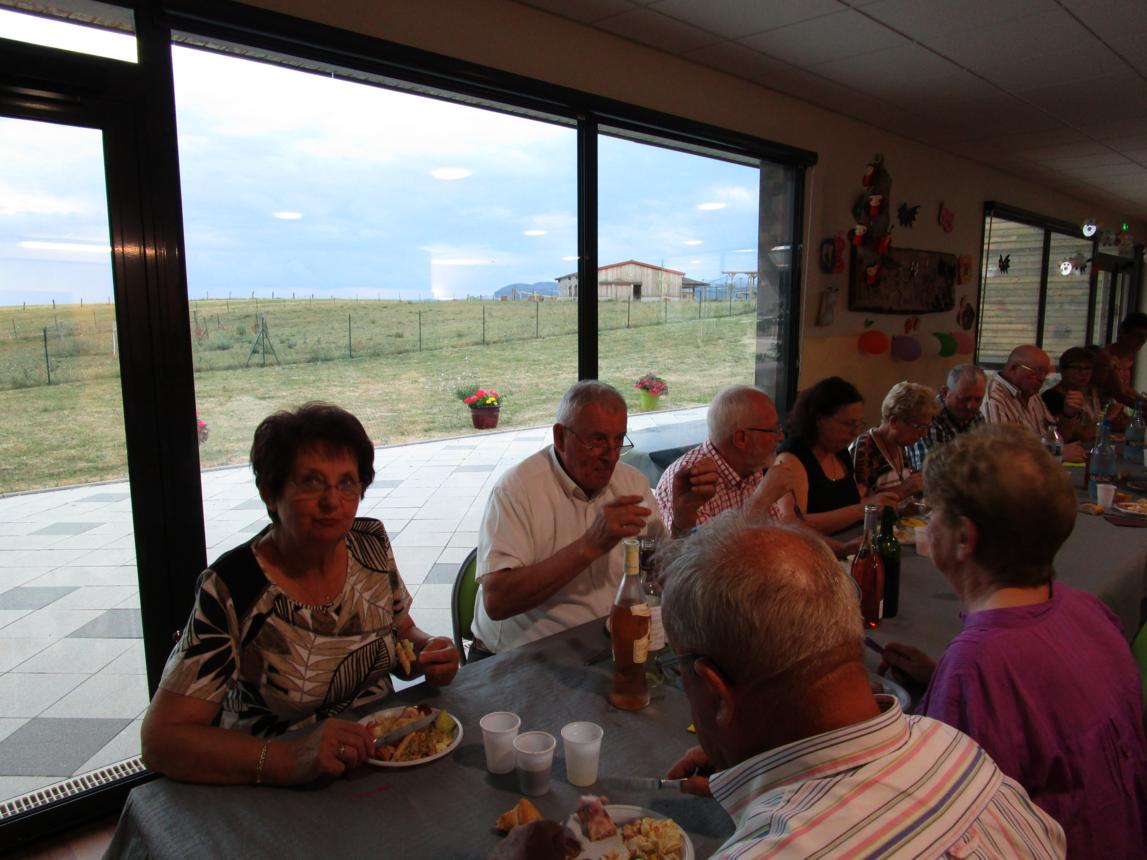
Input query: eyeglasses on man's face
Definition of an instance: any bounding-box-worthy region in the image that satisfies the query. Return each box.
[656,651,702,682]
[1019,363,1049,378]
[290,475,363,499]
[564,427,634,456]
[745,425,785,437]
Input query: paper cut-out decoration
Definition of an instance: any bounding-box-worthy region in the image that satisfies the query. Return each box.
[938,203,955,233]
[867,194,884,216]
[956,296,975,331]
[904,316,920,334]
[850,247,957,314]
[816,286,839,326]
[1082,219,1097,238]
[862,158,880,187]
[952,331,975,355]
[957,255,973,284]
[891,335,922,362]
[998,254,1011,274]
[1059,259,1074,276]
[865,263,882,285]
[876,229,893,255]
[897,202,920,227]
[932,332,957,357]
[819,236,846,273]
[859,329,890,355]
[851,224,868,246]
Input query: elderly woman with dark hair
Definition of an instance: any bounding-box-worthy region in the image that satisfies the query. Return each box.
[880,424,1147,858]
[773,376,897,534]
[141,403,459,786]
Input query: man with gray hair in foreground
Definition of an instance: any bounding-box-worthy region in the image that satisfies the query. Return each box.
[659,514,1066,858]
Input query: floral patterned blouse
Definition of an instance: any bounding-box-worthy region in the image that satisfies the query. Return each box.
[158,518,412,737]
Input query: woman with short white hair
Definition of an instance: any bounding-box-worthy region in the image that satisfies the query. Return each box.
[850,381,936,498]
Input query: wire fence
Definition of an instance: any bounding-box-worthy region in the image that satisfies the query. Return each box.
[0,295,759,389]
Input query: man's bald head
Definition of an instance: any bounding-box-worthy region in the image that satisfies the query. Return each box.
[1002,345,1050,398]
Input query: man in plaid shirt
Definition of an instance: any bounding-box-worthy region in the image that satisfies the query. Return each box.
[655,385,793,535]
[906,364,986,470]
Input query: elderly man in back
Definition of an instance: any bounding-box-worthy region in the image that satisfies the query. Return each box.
[654,385,793,535]
[906,363,985,469]
[983,345,1085,459]
[471,380,708,656]
[659,515,1066,858]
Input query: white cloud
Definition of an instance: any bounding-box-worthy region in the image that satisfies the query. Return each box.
[430,167,472,181]
[697,202,726,210]
[272,211,303,220]
[523,229,547,236]
[684,239,703,246]
[0,186,87,217]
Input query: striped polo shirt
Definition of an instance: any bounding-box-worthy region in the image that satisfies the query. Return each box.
[709,695,1065,859]
[981,373,1054,436]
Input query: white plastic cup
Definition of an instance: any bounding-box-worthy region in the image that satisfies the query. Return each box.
[479,711,521,774]
[1097,483,1117,510]
[561,721,603,787]
[513,731,556,796]
[915,526,931,557]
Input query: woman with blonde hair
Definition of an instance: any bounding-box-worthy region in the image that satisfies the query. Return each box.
[851,381,937,498]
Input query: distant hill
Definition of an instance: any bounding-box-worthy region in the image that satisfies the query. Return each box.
[494,281,559,299]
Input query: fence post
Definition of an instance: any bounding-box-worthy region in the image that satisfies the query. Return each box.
[698,290,703,319]
[418,310,423,352]
[348,314,353,358]
[482,305,486,345]
[535,301,540,339]
[627,298,631,329]
[664,299,667,325]
[43,326,51,385]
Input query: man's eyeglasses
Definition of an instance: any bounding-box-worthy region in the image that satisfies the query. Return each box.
[656,651,702,682]
[745,425,785,437]
[1019,363,1049,378]
[291,475,363,499]
[564,427,634,455]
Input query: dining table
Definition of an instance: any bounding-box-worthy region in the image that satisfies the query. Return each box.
[105,621,733,860]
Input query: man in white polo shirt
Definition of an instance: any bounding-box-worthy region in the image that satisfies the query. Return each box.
[471,380,714,655]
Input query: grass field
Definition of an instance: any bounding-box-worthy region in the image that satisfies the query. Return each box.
[0,297,768,494]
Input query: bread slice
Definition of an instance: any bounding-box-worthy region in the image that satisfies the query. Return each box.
[495,797,543,833]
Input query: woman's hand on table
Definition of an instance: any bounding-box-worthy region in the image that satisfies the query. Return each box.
[878,642,936,687]
[286,718,375,783]
[666,745,714,798]
[896,472,924,500]
[418,636,460,686]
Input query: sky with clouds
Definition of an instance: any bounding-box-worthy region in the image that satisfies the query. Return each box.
[0,12,761,306]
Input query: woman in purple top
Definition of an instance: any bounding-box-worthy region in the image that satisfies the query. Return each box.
[881,424,1147,859]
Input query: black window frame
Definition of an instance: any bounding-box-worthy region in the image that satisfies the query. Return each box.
[0,0,815,847]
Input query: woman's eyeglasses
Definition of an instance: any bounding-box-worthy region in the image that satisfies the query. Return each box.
[291,476,363,499]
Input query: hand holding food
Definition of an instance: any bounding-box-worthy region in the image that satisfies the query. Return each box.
[418,636,460,686]
[396,638,417,675]
[585,496,651,555]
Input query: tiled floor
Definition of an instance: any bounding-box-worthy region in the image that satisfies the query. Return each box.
[0,406,707,804]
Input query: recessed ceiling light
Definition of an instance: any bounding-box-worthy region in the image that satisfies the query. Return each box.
[272,211,303,220]
[523,229,547,236]
[697,202,726,211]
[430,167,472,180]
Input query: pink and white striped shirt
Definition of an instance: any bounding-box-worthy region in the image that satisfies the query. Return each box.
[709,695,1065,859]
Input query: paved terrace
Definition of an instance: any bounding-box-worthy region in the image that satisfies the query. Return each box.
[0,406,707,803]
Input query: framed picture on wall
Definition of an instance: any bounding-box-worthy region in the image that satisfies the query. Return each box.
[848,246,957,313]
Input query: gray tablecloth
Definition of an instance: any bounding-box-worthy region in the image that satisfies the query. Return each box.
[864,499,1147,661]
[105,623,732,860]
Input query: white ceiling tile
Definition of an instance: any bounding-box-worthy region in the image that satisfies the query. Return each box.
[967,45,1126,92]
[648,0,841,40]
[513,0,638,23]
[592,6,721,53]
[1016,73,1147,125]
[1037,152,1138,169]
[806,43,981,103]
[860,0,1058,39]
[924,8,1089,68]
[739,10,909,67]
[683,40,798,79]
[1059,163,1147,180]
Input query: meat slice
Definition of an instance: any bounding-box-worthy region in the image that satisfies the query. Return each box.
[576,795,617,841]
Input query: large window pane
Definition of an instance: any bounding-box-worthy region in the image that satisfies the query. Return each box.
[0,117,145,805]
[172,45,578,637]
[1042,231,1091,360]
[0,2,135,62]
[596,135,763,409]
[978,216,1043,365]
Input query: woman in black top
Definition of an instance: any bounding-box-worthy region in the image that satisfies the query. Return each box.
[774,377,898,535]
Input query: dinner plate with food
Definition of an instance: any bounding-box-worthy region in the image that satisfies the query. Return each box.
[1113,497,1147,518]
[565,796,693,860]
[893,516,927,544]
[359,704,462,767]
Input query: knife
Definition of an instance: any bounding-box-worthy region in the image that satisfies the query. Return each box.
[373,708,440,749]
[602,777,684,791]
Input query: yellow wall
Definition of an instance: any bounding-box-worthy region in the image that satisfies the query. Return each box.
[239,0,1145,421]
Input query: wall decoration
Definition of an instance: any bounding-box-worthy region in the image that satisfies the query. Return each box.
[862,158,879,187]
[998,254,1011,274]
[891,335,922,362]
[937,202,955,233]
[957,255,973,284]
[956,296,975,330]
[858,329,890,355]
[931,332,957,357]
[1082,219,1098,238]
[903,315,920,334]
[816,286,839,326]
[952,331,975,355]
[848,246,957,313]
[897,202,920,228]
[819,236,846,273]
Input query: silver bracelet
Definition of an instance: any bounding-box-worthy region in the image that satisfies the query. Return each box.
[255,740,270,785]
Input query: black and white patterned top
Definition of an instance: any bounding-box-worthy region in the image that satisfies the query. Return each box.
[158,518,412,737]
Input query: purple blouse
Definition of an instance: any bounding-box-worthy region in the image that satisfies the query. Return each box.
[918,585,1147,859]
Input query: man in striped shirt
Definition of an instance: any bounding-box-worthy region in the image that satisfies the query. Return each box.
[982,345,1086,460]
[660,515,1066,859]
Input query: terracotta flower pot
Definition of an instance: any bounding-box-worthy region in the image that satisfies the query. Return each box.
[638,391,661,412]
[470,406,500,429]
